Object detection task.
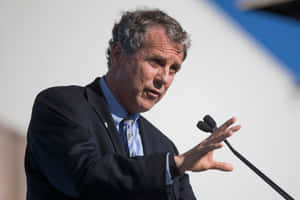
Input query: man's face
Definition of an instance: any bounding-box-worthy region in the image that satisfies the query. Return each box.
[108,25,184,114]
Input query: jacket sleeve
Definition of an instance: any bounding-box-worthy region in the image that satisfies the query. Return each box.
[178,174,197,200]
[168,145,197,200]
[27,89,168,199]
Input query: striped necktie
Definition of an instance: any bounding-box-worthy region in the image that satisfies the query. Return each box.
[120,118,136,157]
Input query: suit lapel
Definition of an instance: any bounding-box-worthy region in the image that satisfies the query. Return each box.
[85,77,127,156]
[138,116,169,156]
[138,117,152,156]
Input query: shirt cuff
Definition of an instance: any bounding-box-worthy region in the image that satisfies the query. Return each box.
[166,152,182,185]
[166,152,173,185]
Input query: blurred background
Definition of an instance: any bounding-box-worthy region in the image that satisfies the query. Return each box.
[1,0,299,199]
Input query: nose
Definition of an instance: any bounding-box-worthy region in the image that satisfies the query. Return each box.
[153,67,169,89]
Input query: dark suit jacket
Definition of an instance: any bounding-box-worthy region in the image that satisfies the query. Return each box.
[25,77,196,200]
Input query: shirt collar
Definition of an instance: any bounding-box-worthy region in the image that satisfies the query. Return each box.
[99,77,140,123]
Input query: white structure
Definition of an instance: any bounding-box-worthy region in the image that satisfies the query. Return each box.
[1,0,299,199]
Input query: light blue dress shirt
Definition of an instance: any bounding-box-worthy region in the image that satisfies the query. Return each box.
[99,78,173,184]
[99,78,143,156]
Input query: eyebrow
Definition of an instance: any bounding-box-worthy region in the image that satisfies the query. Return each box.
[149,55,182,70]
[149,55,166,62]
[150,54,181,64]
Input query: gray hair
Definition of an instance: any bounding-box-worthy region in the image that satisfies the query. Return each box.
[106,8,191,69]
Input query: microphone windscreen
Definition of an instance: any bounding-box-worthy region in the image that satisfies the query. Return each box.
[204,115,217,129]
[197,121,213,133]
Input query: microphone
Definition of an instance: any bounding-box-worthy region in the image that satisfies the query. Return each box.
[196,121,212,133]
[203,115,217,132]
[197,115,294,200]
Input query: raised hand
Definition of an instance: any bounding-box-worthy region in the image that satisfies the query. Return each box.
[174,117,241,173]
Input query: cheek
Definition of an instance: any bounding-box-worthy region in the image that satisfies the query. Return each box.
[138,64,157,84]
[165,76,174,89]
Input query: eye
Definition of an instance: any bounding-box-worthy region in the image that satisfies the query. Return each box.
[148,58,165,67]
[170,65,180,75]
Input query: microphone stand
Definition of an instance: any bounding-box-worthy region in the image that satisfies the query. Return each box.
[197,116,294,200]
[224,139,294,200]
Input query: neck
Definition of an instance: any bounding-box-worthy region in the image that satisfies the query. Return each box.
[104,74,135,115]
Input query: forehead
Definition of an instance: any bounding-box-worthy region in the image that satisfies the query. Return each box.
[141,26,184,60]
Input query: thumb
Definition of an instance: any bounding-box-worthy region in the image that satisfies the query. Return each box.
[211,161,234,171]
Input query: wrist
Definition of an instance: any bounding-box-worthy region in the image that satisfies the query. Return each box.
[174,155,186,174]
[168,153,183,178]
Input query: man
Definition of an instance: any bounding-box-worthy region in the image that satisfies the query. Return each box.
[25,9,240,200]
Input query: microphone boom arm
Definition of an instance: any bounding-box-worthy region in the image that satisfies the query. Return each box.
[224,139,294,200]
[197,115,294,200]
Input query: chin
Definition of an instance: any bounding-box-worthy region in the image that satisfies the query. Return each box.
[136,100,157,113]
[131,94,161,113]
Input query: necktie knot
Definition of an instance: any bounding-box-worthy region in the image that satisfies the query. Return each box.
[122,118,134,126]
[121,118,134,139]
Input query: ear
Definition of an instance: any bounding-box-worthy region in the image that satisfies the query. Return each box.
[110,42,123,70]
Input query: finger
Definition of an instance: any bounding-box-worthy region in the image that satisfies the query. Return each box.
[211,161,234,171]
[207,126,237,144]
[218,117,236,131]
[227,125,241,135]
[209,124,241,144]
[222,125,241,139]
[205,134,227,144]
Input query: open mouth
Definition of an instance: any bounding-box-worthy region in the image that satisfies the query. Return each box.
[145,89,161,98]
